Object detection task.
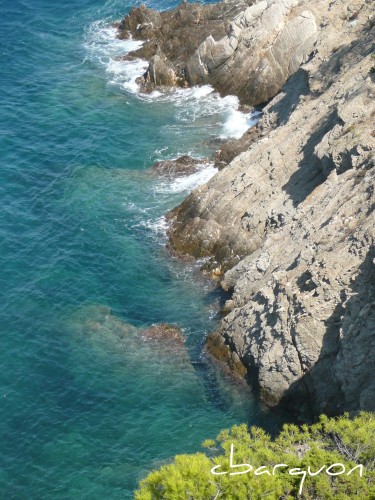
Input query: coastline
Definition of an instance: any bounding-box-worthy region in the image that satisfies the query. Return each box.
[0,0,373,496]
[1,2,289,495]
[117,0,375,420]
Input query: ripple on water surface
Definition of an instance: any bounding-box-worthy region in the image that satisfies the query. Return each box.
[0,0,279,498]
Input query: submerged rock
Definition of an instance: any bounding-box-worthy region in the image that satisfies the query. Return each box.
[139,323,185,346]
[66,306,191,365]
[149,155,209,179]
[138,324,194,365]
[65,304,139,352]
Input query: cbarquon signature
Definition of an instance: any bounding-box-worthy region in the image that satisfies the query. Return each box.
[211,443,364,495]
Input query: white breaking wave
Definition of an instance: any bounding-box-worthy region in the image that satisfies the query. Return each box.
[137,163,218,237]
[221,109,262,140]
[83,21,148,93]
[169,164,218,193]
[83,20,260,139]
[83,18,257,239]
[154,163,218,194]
[106,56,148,93]
[140,215,169,238]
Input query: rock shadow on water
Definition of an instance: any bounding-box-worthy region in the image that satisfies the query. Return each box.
[200,340,289,434]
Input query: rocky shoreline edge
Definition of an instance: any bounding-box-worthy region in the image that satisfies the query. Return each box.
[117,0,375,421]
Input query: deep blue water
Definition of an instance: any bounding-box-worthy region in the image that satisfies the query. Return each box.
[0,0,280,497]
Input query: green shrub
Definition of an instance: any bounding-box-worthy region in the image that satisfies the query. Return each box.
[135,412,375,499]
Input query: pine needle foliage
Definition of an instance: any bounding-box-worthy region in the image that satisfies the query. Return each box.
[135,412,375,499]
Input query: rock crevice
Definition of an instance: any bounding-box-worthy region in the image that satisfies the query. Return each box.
[164,0,375,418]
[118,0,318,105]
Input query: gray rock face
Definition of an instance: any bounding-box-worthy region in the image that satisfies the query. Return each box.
[167,0,375,418]
[147,55,178,87]
[118,1,240,87]
[186,1,317,104]
[118,0,318,105]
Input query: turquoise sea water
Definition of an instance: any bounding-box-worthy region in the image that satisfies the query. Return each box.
[0,0,281,497]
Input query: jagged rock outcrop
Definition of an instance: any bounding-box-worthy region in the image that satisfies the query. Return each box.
[118,0,318,105]
[118,1,243,90]
[149,155,209,178]
[185,0,317,104]
[205,331,248,379]
[167,0,375,418]
[213,123,264,170]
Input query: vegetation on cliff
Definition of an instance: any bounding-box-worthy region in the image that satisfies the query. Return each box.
[135,412,375,499]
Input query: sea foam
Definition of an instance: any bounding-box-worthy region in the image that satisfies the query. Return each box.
[154,163,218,194]
[83,20,260,139]
[84,22,148,92]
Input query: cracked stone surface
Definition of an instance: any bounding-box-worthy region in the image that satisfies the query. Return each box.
[118,0,318,105]
[167,0,375,418]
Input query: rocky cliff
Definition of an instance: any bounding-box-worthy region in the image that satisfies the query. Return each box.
[118,0,318,105]
[118,0,374,419]
[164,0,375,419]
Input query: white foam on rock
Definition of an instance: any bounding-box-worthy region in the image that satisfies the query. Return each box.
[84,21,260,139]
[221,109,262,139]
[140,215,169,237]
[84,21,148,92]
[83,19,260,240]
[154,163,218,194]
[169,164,218,193]
[134,162,218,238]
